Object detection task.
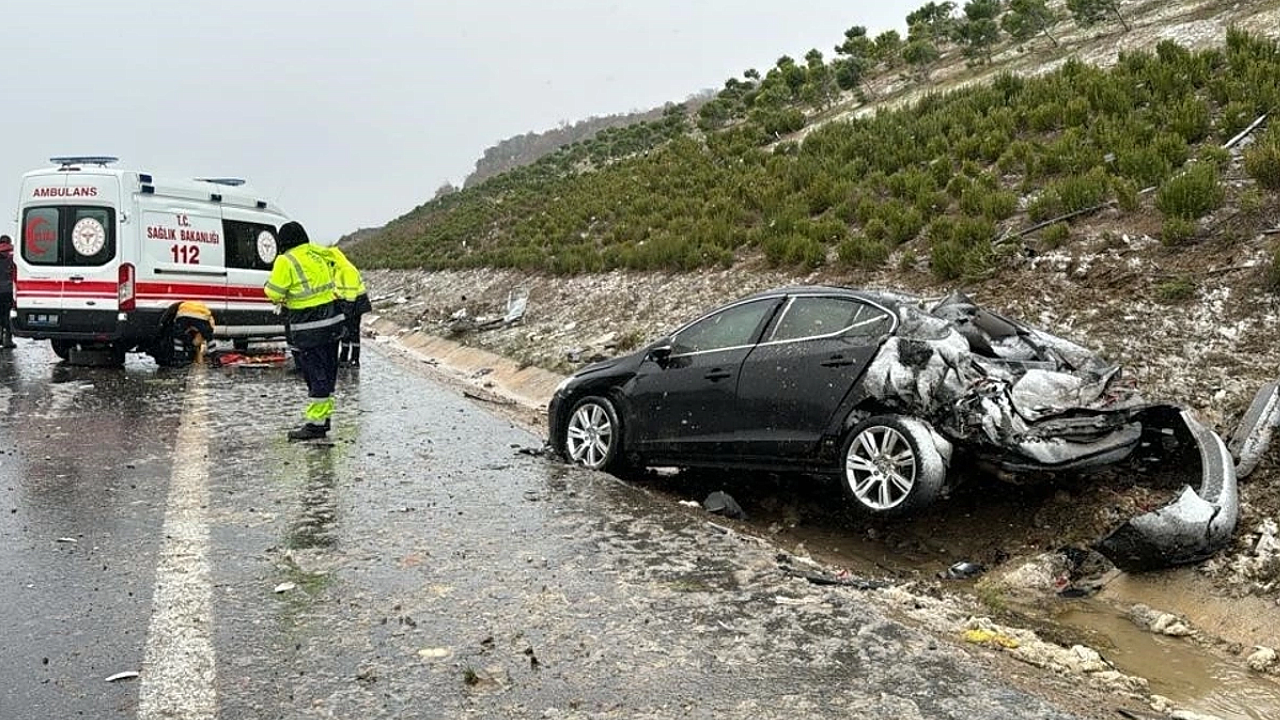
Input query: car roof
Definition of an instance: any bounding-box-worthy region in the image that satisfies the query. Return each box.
[738,284,908,310]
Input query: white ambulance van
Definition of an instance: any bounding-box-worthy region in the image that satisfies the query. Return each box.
[13,156,288,365]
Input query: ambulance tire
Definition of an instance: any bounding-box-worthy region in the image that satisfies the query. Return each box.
[109,343,128,367]
[233,339,250,352]
[50,339,76,361]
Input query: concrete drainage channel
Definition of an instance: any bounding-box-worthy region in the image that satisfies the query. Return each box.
[371,315,1280,720]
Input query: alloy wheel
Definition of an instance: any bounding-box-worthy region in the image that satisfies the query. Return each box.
[845,425,918,511]
[566,401,614,469]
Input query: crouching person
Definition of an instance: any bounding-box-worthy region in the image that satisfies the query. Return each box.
[264,221,345,440]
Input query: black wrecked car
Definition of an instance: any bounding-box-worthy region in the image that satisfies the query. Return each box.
[548,285,1238,570]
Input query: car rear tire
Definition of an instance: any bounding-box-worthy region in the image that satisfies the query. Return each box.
[841,415,945,516]
[50,339,75,361]
[562,396,625,472]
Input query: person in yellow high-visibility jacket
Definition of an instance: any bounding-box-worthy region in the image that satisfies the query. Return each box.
[264,221,345,440]
[316,242,371,367]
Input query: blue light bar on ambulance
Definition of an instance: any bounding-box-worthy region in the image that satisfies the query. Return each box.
[51,156,118,167]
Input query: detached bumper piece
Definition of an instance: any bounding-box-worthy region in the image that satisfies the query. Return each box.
[1096,408,1239,572]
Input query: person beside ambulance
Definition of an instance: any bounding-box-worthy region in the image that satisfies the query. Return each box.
[316,241,370,367]
[0,236,15,349]
[264,221,345,440]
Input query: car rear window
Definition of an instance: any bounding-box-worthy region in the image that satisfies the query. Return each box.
[769,297,892,342]
[22,206,116,267]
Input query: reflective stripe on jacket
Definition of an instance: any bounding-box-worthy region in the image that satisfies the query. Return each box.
[318,246,367,302]
[264,244,344,348]
[264,245,338,310]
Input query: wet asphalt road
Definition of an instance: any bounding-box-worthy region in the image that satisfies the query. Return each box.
[0,339,1090,719]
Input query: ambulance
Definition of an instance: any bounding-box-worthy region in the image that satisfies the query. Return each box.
[12,157,289,365]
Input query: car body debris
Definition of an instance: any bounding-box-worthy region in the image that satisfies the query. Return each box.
[105,671,140,683]
[939,561,986,580]
[703,491,745,520]
[550,285,1263,571]
[449,288,528,335]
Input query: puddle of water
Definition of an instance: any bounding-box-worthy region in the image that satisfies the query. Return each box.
[1056,604,1280,720]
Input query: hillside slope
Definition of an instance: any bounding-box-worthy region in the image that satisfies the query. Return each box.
[347,0,1280,280]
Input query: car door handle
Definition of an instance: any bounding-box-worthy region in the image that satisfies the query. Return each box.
[704,369,732,381]
[69,276,85,283]
[821,355,855,368]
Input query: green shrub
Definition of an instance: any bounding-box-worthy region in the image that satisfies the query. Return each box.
[1164,96,1212,143]
[930,239,991,280]
[1027,190,1063,223]
[1219,101,1254,141]
[1268,247,1280,291]
[1244,141,1280,190]
[1113,178,1140,212]
[898,248,919,272]
[1198,144,1231,169]
[1156,163,1225,219]
[1115,146,1173,188]
[1155,276,1196,302]
[1055,168,1111,213]
[1041,222,1070,248]
[837,235,890,269]
[1160,217,1199,246]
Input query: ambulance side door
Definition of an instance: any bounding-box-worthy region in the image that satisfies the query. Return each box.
[220,207,280,331]
[136,196,228,315]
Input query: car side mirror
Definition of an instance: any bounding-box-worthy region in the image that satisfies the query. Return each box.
[647,344,673,367]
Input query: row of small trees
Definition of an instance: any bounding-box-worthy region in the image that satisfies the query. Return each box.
[698,0,1131,133]
[348,30,1280,281]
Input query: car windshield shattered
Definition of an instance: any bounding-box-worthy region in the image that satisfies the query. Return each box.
[548,285,1242,572]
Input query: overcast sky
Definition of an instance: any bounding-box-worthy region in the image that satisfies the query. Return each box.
[0,1,918,241]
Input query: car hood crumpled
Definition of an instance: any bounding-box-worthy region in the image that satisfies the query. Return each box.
[858,290,1240,571]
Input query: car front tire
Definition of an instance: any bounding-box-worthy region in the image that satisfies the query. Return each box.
[841,414,945,516]
[562,396,624,472]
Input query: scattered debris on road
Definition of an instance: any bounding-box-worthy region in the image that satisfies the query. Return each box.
[273,582,297,594]
[104,671,140,683]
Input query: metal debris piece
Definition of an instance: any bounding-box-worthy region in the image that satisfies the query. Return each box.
[782,566,890,590]
[105,671,140,683]
[1229,379,1280,479]
[1096,409,1238,572]
[939,561,986,580]
[273,582,297,594]
[703,491,745,520]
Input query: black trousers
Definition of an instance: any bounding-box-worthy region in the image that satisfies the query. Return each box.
[339,310,364,363]
[0,295,12,338]
[294,341,339,400]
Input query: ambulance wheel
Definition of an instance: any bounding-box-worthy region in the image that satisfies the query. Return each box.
[109,343,128,367]
[50,339,76,361]
[233,339,250,352]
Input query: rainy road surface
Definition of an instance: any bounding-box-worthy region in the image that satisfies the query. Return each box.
[0,340,1102,719]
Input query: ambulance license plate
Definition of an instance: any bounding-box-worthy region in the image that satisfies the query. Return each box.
[28,313,59,327]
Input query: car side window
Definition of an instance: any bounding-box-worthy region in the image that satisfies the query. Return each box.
[843,301,894,338]
[672,299,775,355]
[768,297,893,342]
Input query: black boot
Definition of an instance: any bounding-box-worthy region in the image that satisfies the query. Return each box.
[287,422,328,441]
[349,344,360,367]
[2,328,13,349]
[337,342,350,365]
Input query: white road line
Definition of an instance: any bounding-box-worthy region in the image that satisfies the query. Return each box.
[137,373,217,720]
